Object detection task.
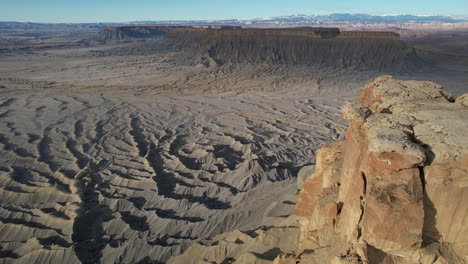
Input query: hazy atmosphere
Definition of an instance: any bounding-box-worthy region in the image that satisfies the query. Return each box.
[2,0,468,22]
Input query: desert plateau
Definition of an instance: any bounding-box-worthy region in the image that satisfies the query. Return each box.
[0,10,467,264]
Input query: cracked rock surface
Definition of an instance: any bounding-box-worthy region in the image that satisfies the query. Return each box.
[274,76,468,264]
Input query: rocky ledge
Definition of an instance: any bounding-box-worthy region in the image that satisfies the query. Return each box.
[275,76,468,264]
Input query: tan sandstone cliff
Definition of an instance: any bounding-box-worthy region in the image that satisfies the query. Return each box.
[277,76,468,264]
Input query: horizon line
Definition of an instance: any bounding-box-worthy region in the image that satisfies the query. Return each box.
[1,12,467,25]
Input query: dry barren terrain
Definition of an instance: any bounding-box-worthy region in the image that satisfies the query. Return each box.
[0,25,467,263]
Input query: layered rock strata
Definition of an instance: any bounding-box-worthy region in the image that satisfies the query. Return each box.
[97,26,342,41]
[97,26,419,71]
[97,25,243,41]
[276,76,468,264]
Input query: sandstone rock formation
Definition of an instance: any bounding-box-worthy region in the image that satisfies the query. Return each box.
[297,165,316,190]
[97,26,420,71]
[97,25,243,41]
[276,76,468,264]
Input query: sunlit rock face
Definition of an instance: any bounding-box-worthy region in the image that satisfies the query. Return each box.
[275,76,468,264]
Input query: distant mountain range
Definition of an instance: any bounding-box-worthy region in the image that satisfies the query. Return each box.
[270,14,467,23]
[129,13,468,25]
[1,13,467,26]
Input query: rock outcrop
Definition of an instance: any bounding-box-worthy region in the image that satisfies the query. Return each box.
[97,26,341,41]
[97,25,243,41]
[97,26,420,71]
[275,76,468,264]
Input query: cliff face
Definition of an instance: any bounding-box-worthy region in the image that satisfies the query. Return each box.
[278,76,468,264]
[97,25,172,40]
[97,25,243,41]
[97,26,342,41]
[183,30,409,71]
[97,26,419,71]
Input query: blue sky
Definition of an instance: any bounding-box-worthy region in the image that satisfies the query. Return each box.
[1,0,467,23]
